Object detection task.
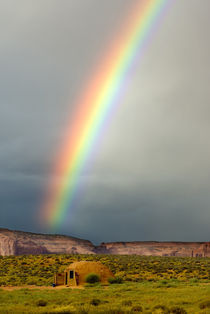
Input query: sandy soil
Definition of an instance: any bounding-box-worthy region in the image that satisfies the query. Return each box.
[0,285,84,291]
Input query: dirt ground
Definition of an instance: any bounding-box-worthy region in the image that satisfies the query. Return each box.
[0,285,84,291]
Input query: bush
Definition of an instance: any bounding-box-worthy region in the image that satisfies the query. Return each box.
[122,300,132,306]
[160,280,168,285]
[170,307,187,314]
[85,273,100,284]
[108,276,123,284]
[36,299,47,307]
[199,300,210,309]
[51,309,73,314]
[90,298,101,306]
[97,309,126,314]
[153,304,169,313]
[132,305,143,312]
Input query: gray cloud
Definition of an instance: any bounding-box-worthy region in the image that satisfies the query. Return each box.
[0,0,210,243]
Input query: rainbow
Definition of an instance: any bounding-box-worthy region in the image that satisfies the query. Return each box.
[42,0,170,230]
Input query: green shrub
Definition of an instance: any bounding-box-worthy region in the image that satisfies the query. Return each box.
[199,300,210,309]
[51,310,73,314]
[170,306,187,314]
[122,300,132,306]
[90,298,101,306]
[108,276,123,284]
[36,299,47,307]
[160,280,168,285]
[85,273,100,284]
[132,305,143,312]
[96,309,126,314]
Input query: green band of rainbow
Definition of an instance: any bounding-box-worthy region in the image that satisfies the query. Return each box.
[41,0,170,229]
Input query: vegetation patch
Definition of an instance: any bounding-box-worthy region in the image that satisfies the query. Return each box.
[199,299,210,309]
[170,306,187,313]
[122,299,132,306]
[131,305,143,312]
[0,254,209,286]
[153,304,169,313]
[0,281,209,313]
[109,276,123,284]
[0,254,209,313]
[90,298,101,306]
[36,299,47,307]
[85,273,100,284]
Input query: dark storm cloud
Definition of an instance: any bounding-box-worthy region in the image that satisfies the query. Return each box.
[0,0,210,243]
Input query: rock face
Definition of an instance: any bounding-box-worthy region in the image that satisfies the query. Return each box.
[0,228,209,257]
[0,228,95,256]
[97,241,210,257]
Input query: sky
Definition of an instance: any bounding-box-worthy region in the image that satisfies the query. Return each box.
[0,0,210,244]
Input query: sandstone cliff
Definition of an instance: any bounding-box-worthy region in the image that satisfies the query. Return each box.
[98,241,210,257]
[0,228,95,256]
[0,228,209,257]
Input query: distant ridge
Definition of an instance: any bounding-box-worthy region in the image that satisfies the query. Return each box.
[0,228,209,257]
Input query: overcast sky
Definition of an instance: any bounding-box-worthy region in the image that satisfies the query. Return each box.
[0,0,210,244]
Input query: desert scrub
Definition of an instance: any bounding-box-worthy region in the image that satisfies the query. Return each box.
[0,254,209,286]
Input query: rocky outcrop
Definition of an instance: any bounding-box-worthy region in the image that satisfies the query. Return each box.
[97,241,210,257]
[0,228,209,257]
[0,228,95,256]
